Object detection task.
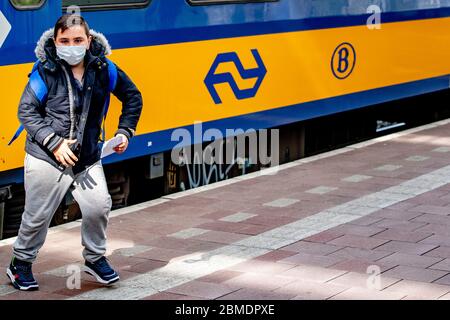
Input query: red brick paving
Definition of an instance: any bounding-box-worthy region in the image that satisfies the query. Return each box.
[3,122,450,299]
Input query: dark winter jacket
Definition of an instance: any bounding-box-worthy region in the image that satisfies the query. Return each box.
[18,28,143,175]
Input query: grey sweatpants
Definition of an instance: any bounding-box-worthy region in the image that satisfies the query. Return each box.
[13,153,112,263]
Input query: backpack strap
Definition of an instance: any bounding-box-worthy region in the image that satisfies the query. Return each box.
[100,57,118,142]
[8,60,48,146]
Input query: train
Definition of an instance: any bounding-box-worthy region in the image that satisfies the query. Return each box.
[0,0,449,239]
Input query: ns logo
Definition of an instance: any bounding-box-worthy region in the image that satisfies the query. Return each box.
[204,49,267,104]
[331,42,356,80]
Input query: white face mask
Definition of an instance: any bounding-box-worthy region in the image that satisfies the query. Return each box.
[56,45,87,66]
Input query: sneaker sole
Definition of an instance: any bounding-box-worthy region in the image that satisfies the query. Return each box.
[83,265,120,285]
[6,268,39,291]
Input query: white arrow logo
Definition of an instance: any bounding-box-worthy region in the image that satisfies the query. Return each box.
[0,10,12,48]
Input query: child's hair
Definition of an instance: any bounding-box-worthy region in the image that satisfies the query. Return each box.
[54,14,90,39]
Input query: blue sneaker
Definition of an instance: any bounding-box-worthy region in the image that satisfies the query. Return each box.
[84,256,119,285]
[6,257,39,291]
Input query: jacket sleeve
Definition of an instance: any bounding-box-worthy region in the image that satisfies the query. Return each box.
[111,63,143,141]
[17,80,63,152]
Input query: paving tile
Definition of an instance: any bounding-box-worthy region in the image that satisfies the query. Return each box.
[331,259,394,274]
[279,252,344,268]
[43,264,83,278]
[382,265,448,283]
[432,146,450,153]
[275,280,348,300]
[52,280,107,297]
[328,271,401,290]
[438,292,450,300]
[33,274,74,294]
[218,288,296,300]
[125,259,167,274]
[377,252,442,268]
[242,214,297,227]
[383,279,450,299]
[0,285,16,297]
[329,247,393,261]
[328,235,389,250]
[405,156,430,162]
[219,212,258,223]
[433,274,450,286]
[112,245,152,257]
[372,219,427,231]
[348,216,383,226]
[197,270,244,284]
[374,164,402,172]
[235,224,274,235]
[227,260,294,275]
[386,201,418,211]
[0,291,68,300]
[254,250,297,262]
[370,208,423,221]
[32,258,76,274]
[192,230,248,245]
[411,213,450,227]
[262,198,300,208]
[414,223,450,236]
[280,265,347,283]
[142,292,194,300]
[409,205,450,215]
[372,229,433,243]
[168,228,209,239]
[223,273,295,291]
[282,241,343,255]
[166,280,237,299]
[305,186,338,195]
[429,259,450,272]
[341,175,373,183]
[329,287,405,300]
[420,235,450,247]
[375,241,438,255]
[303,230,345,243]
[235,235,294,250]
[331,224,386,237]
[425,246,450,259]
[134,247,192,262]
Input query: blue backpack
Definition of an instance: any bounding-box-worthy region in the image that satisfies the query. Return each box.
[8,58,118,146]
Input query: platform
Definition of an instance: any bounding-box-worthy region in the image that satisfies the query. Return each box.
[3,119,450,300]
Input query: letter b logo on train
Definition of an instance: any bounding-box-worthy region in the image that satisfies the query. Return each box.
[331,42,356,80]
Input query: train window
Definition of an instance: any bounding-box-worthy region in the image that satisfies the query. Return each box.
[10,0,46,10]
[188,0,278,5]
[62,0,150,11]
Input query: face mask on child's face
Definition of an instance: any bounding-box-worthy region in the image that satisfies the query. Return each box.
[56,45,87,66]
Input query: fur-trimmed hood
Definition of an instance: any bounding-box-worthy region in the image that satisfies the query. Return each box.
[34,28,112,70]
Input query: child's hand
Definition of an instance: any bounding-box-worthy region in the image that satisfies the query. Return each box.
[113,134,128,154]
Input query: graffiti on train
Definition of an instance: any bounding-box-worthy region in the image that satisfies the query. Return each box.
[171,123,279,190]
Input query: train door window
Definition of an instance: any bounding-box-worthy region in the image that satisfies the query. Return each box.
[10,0,46,10]
[188,0,278,5]
[62,0,150,10]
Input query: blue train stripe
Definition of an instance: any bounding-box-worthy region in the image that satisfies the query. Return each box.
[1,7,450,67]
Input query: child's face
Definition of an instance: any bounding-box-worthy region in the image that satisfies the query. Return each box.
[55,25,91,49]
